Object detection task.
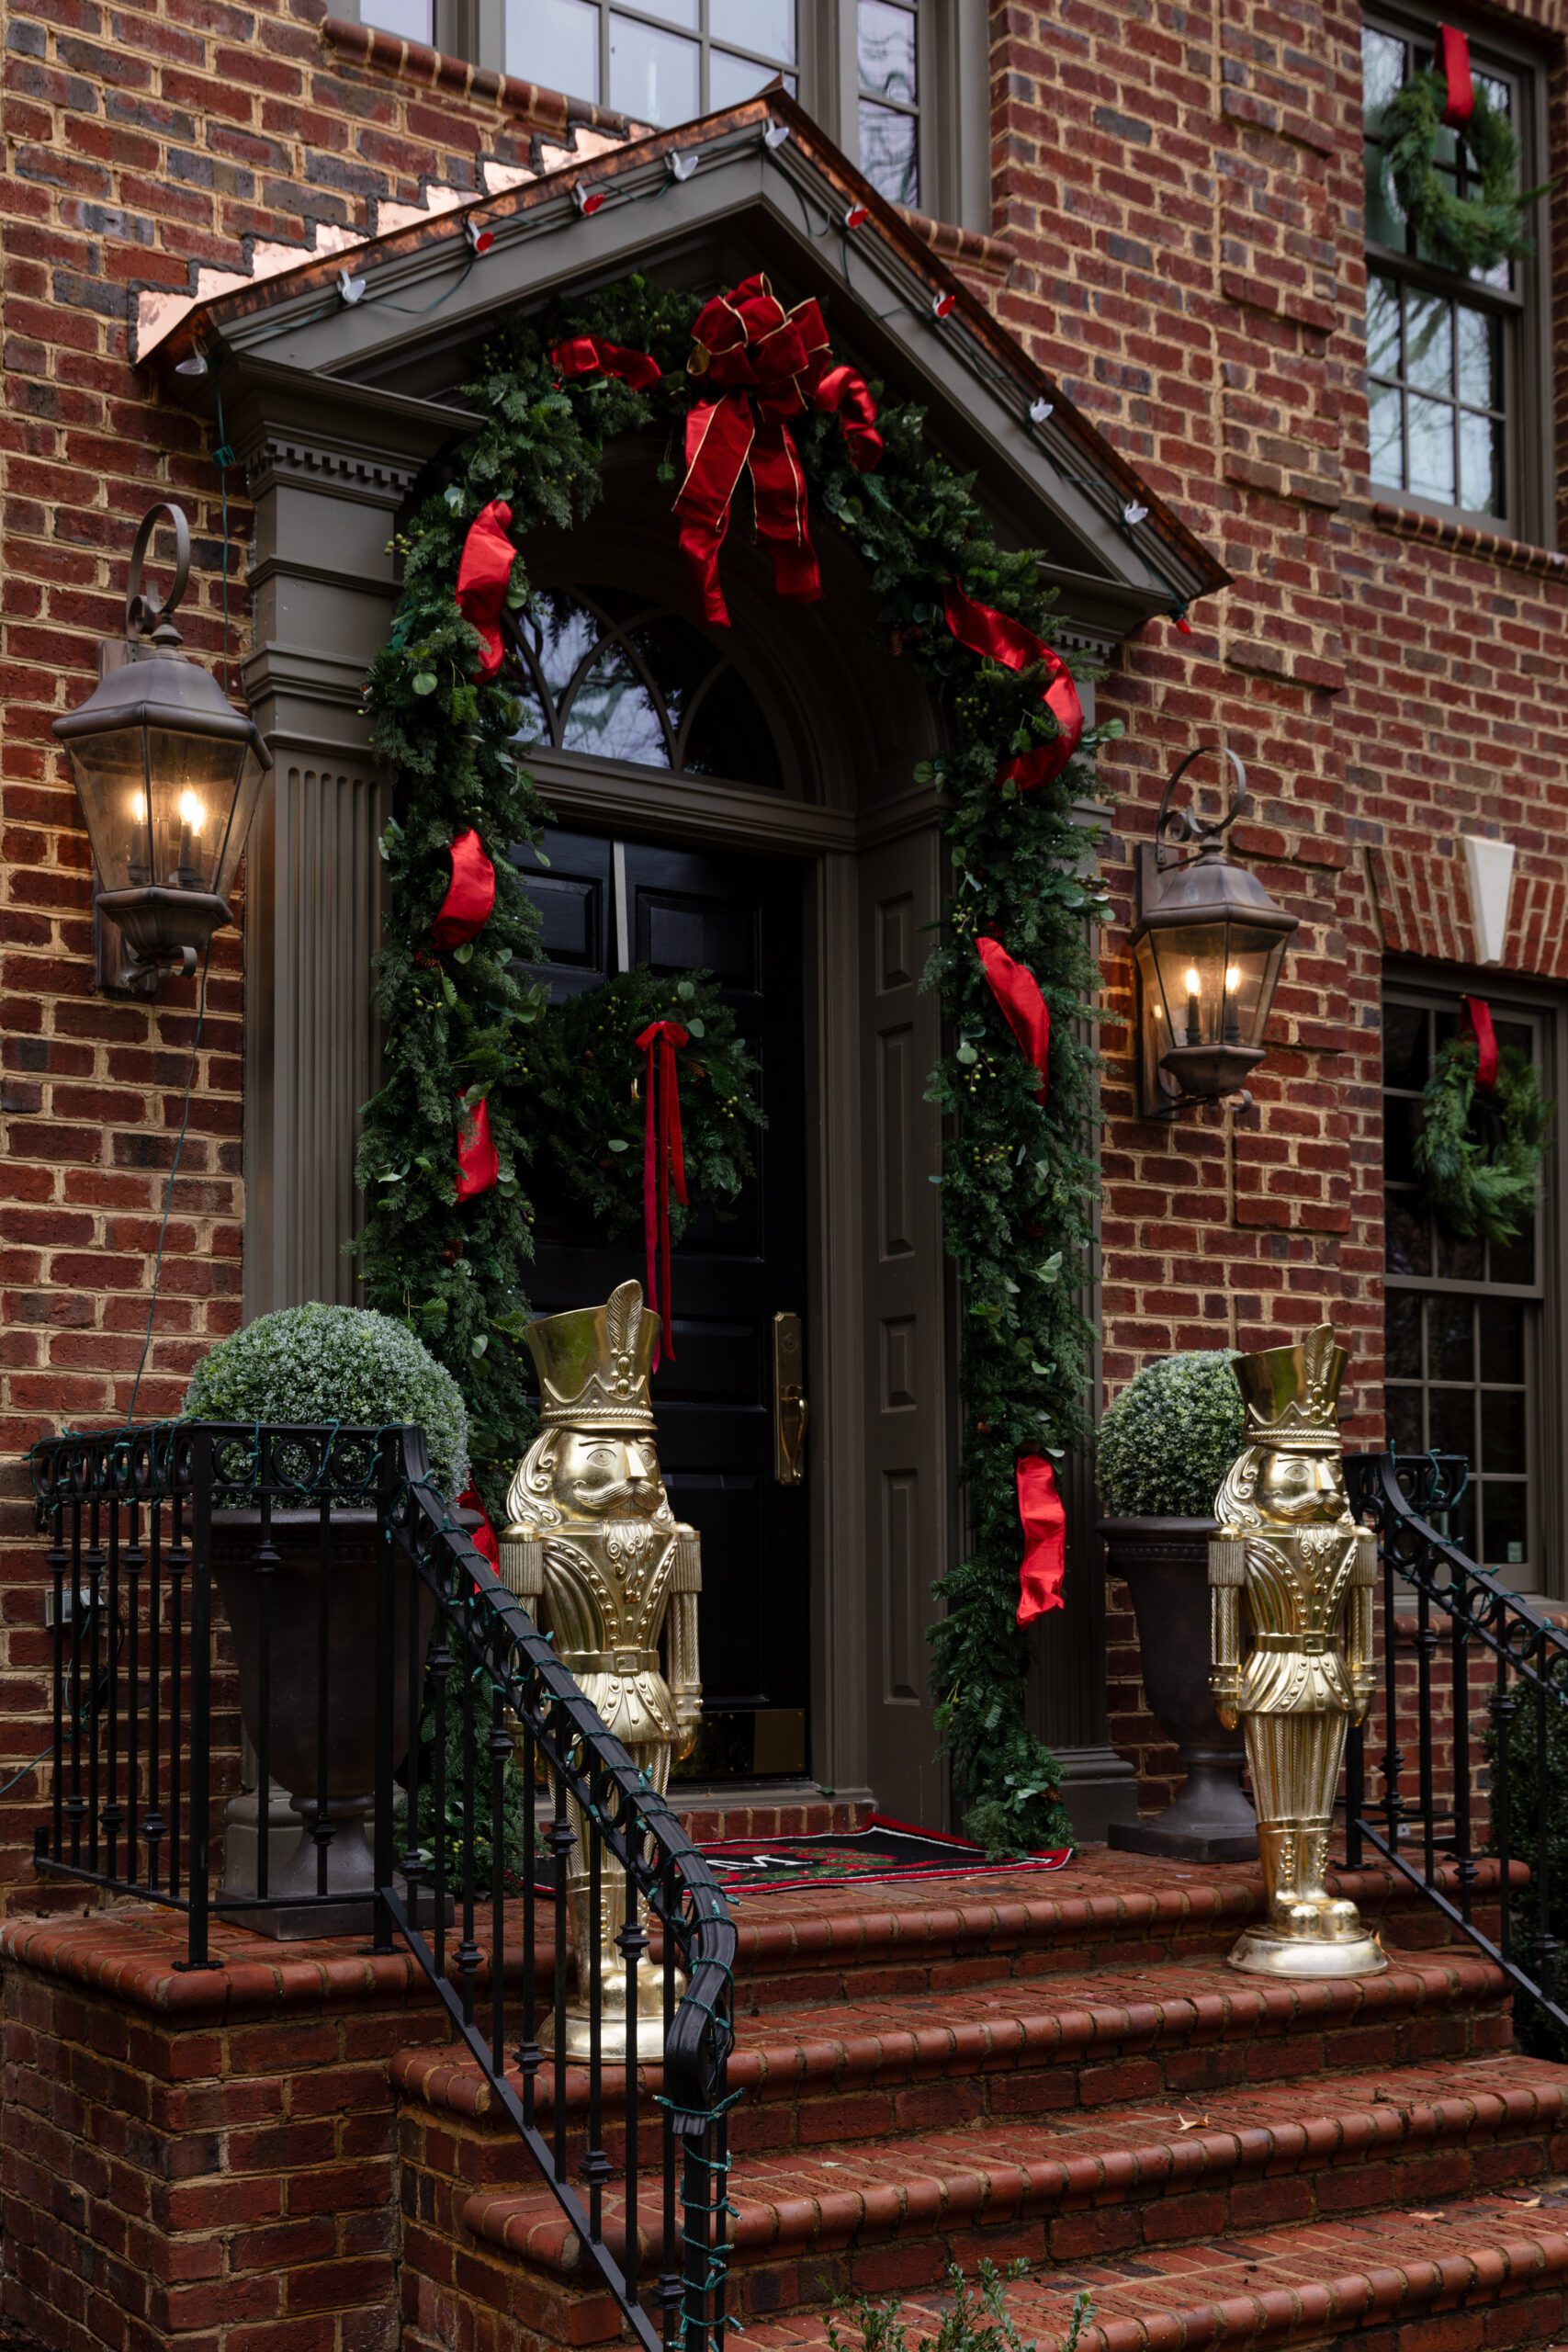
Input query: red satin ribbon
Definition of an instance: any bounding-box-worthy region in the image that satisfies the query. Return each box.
[455,1094,500,1200]
[976,936,1051,1105]
[457,1486,501,1571]
[1464,995,1499,1094]
[1016,1455,1066,1625]
[430,828,496,950]
[674,272,882,628]
[550,334,662,393]
[1436,25,1474,128]
[455,499,515,681]
[636,1020,689,1368]
[942,580,1084,791]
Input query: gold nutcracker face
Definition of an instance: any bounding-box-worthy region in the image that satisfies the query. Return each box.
[552,1433,667,1521]
[1252,1447,1348,1525]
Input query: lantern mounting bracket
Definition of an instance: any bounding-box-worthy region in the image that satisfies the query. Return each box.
[124,501,192,648]
[1153,742,1248,871]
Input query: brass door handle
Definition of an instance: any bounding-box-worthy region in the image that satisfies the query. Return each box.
[773,1312,808,1487]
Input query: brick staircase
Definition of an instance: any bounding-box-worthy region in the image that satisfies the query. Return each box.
[390,1849,1568,2352]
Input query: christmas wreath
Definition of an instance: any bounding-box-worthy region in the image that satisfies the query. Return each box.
[1414,1035,1551,1244]
[527,968,765,1243]
[1381,69,1539,274]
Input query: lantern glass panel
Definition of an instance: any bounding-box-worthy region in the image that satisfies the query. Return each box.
[69,722,263,901]
[1145,916,1290,1056]
[64,725,153,894]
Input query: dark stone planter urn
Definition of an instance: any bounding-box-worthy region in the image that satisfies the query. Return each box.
[212,1510,438,1921]
[1098,1515,1257,1864]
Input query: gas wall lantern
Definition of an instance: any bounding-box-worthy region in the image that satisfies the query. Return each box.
[1131,745,1298,1118]
[52,501,270,992]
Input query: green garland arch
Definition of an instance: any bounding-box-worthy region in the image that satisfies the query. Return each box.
[357,271,1114,1856]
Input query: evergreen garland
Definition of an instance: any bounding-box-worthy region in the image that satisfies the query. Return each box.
[1414,1036,1551,1246]
[1381,70,1538,274]
[359,270,1110,1855]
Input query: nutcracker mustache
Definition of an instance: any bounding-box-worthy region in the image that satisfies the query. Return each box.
[567,1476,662,1514]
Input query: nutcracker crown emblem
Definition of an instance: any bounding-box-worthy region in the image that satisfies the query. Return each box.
[1233,1323,1348,1455]
[525,1278,656,1430]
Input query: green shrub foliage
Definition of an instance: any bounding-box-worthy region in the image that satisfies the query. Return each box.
[183,1302,472,1496]
[358,272,1115,1854]
[1097,1351,1244,1520]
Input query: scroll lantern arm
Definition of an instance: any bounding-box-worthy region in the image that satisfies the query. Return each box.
[51,499,272,996]
[1130,745,1299,1120]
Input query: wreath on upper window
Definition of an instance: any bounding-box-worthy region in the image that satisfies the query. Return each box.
[525,966,766,1242]
[1414,1034,1551,1244]
[1381,68,1540,275]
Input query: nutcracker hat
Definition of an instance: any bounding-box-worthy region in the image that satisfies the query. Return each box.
[525,1280,657,1430]
[1234,1321,1348,1454]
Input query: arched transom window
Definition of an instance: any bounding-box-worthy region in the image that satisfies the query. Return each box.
[506,585,783,790]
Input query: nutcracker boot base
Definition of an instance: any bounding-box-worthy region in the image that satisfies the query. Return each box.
[1228,1713,1387,1979]
[1226,1918,1387,1979]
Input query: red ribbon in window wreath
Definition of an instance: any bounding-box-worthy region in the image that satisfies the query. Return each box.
[674,273,883,628]
[635,1020,689,1368]
[1463,994,1499,1095]
[455,499,516,682]
[942,580,1084,792]
[1435,25,1474,130]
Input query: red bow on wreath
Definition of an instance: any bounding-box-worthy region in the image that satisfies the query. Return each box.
[1463,994,1499,1095]
[675,273,883,628]
[550,334,662,393]
[635,1020,689,1369]
[943,580,1084,791]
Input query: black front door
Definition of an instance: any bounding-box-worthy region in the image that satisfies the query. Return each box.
[516,826,810,1781]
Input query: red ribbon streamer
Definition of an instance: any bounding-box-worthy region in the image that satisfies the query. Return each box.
[1016,1456,1067,1626]
[674,273,882,628]
[942,580,1084,791]
[636,1021,689,1368]
[430,828,497,950]
[976,936,1051,1105]
[1436,25,1474,128]
[457,1486,501,1571]
[550,334,662,393]
[455,1094,500,1200]
[1464,995,1499,1095]
[455,499,515,682]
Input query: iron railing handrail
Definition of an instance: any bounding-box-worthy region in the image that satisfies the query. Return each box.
[1345,1448,1568,2041]
[26,1419,739,2352]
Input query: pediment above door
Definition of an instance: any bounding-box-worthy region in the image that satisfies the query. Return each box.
[159,90,1225,648]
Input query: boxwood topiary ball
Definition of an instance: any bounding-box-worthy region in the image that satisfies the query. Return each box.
[184,1302,471,1498]
[1098,1350,1245,1521]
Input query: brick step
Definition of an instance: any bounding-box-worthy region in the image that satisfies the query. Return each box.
[392,1949,1512,2175]
[456,2053,1568,2316]
[739,2179,1568,2352]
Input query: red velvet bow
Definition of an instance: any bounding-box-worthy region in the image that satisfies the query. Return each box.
[943,580,1084,791]
[1463,994,1499,1095]
[976,936,1051,1105]
[1436,25,1474,129]
[455,500,515,682]
[430,828,497,951]
[674,272,882,628]
[457,1486,501,1571]
[456,1094,500,1200]
[635,1020,689,1368]
[550,334,662,393]
[1016,1455,1066,1626]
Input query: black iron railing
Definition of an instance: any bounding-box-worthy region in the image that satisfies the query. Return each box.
[27,1419,738,2352]
[1345,1449,1568,2044]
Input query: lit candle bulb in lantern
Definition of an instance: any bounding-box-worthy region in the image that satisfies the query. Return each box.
[1224,961,1242,1044]
[1184,963,1202,1046]
[175,788,205,887]
[128,789,151,886]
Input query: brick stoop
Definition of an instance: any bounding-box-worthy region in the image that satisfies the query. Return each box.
[389,1854,1546,2352]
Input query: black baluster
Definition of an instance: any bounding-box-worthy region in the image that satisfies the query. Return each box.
[1379,1507,1403,1854]
[104,1491,122,1881]
[255,1476,278,1907]
[85,1500,104,1876]
[184,1430,213,1968]
[432,1626,452,1983]
[144,1494,166,1886]
[550,1756,573,2187]
[583,1764,609,2249]
[372,1431,399,1958]
[125,1499,143,1885]
[490,1682,508,2077]
[402,1521,428,1914]
[1534,1659,1558,2001]
[456,1582,481,2030]
[620,1827,649,2315]
[314,1498,333,1900]
[48,1500,66,1866]
[1415,1578,1437,1885]
[518,1714,541,2132]
[1450,1576,1475,1924]
[167,1494,186,1902]
[659,1861,682,2342]
[65,1500,86,1868]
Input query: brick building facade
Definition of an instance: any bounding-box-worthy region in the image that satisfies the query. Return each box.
[3,0,1564,1861]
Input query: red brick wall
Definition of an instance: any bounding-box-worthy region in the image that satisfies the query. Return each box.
[4,0,1566,1845]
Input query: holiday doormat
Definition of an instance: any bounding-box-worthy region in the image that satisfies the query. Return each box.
[691,1814,1073,1891]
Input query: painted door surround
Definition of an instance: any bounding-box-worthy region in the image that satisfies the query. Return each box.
[186,108,1219,1826]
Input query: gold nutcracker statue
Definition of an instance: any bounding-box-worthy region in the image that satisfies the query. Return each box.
[500,1281,703,2057]
[1209,1323,1385,1978]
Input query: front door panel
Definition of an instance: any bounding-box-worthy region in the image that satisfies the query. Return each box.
[516,828,810,1781]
